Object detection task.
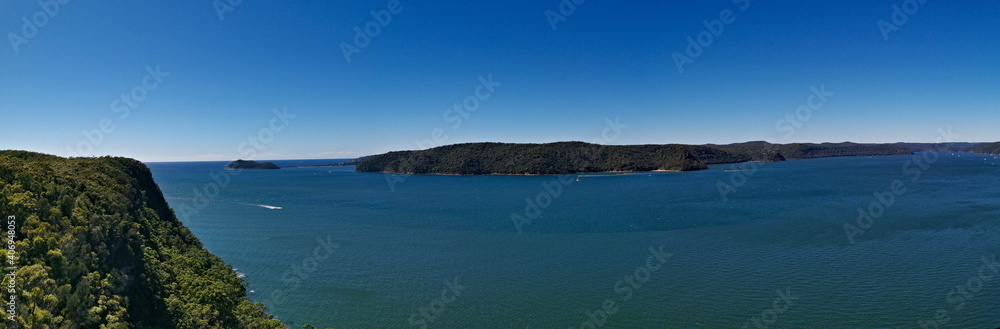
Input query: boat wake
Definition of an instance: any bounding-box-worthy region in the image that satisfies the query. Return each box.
[237,202,282,210]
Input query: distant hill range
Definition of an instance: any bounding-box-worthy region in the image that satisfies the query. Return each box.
[354,141,997,175]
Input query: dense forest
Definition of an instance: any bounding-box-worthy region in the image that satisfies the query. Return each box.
[226,160,281,170]
[0,151,285,328]
[355,141,915,175]
[891,142,985,152]
[713,142,914,160]
[355,142,718,174]
[970,142,1000,155]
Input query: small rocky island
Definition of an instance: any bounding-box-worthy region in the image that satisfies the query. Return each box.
[226,159,281,170]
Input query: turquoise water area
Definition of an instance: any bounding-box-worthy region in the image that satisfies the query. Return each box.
[147,153,1000,328]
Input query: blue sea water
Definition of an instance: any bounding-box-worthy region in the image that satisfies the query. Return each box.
[146,153,1000,328]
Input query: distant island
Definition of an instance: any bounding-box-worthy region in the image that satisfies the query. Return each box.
[226,159,280,170]
[280,157,369,168]
[226,158,366,170]
[354,141,992,175]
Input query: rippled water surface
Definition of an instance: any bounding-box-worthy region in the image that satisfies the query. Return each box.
[147,153,1000,328]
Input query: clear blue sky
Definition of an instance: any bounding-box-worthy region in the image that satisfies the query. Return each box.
[1,1,997,162]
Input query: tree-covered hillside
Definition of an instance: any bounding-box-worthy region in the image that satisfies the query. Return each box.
[226,160,281,170]
[355,142,718,174]
[970,142,1000,155]
[773,142,912,159]
[355,141,914,175]
[0,151,285,329]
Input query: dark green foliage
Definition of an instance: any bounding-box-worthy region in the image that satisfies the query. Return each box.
[706,141,785,162]
[355,141,914,175]
[970,142,1000,155]
[355,142,718,174]
[301,324,333,329]
[226,160,280,170]
[0,151,285,328]
[891,142,985,152]
[772,142,912,159]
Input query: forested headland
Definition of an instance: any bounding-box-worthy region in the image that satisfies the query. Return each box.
[354,141,916,175]
[970,142,1000,155]
[0,151,284,328]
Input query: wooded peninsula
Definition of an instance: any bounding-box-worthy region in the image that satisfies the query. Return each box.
[0,151,284,328]
[354,141,989,175]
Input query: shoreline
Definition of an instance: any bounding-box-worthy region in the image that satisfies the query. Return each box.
[364,153,957,176]
[375,168,699,177]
